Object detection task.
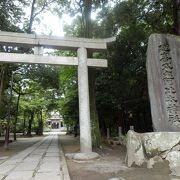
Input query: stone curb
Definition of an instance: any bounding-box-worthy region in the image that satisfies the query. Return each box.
[58,136,71,180]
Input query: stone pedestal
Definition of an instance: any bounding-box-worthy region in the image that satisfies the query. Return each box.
[73,152,99,163]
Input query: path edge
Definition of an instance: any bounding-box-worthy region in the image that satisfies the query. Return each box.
[58,135,71,180]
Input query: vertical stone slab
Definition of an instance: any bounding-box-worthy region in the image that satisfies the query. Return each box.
[78,47,92,153]
[147,34,180,131]
[118,126,122,137]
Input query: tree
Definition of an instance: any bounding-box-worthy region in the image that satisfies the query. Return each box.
[0,0,27,114]
[13,63,60,137]
[173,0,180,35]
[26,0,58,33]
[58,65,78,133]
[12,70,33,140]
[61,0,110,147]
[93,0,178,135]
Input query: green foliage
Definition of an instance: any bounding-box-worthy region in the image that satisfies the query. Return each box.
[0,0,27,31]
[94,0,175,133]
[58,66,78,128]
[0,0,178,139]
[0,0,64,138]
[55,49,79,128]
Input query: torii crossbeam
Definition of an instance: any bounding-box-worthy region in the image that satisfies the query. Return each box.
[0,31,115,158]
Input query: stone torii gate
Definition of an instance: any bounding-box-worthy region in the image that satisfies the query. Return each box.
[0,31,115,159]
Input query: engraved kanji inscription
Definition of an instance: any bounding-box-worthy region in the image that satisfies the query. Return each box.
[159,44,180,123]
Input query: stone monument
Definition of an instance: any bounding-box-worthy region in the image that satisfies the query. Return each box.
[147,34,180,131]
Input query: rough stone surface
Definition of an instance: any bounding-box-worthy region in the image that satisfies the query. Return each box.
[126,130,180,176]
[73,152,99,162]
[147,34,180,131]
[126,131,146,167]
[142,132,180,157]
[147,156,163,169]
[166,151,180,176]
[65,153,76,159]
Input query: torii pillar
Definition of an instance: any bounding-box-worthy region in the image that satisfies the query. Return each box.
[78,47,92,153]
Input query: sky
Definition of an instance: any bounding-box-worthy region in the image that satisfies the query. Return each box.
[33,12,72,37]
[21,1,116,37]
[22,1,73,37]
[32,6,99,37]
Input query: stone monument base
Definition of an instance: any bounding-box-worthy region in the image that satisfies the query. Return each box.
[126,130,180,177]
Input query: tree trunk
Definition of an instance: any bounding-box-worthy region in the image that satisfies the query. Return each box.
[36,110,43,136]
[89,69,101,147]
[173,0,180,35]
[23,111,26,136]
[0,64,8,109]
[4,71,13,149]
[27,110,34,137]
[0,65,7,138]
[0,65,4,104]
[83,0,102,147]
[83,0,92,38]
[39,109,43,135]
[27,0,36,33]
[0,124,1,136]
[4,126,10,149]
[13,94,21,141]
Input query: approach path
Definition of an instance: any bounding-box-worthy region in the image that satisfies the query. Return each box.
[0,133,70,180]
